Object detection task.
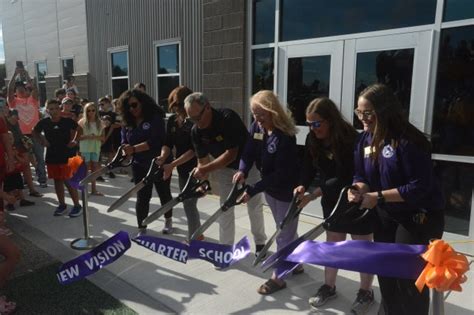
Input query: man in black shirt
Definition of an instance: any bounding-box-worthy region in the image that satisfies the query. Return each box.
[185,92,266,249]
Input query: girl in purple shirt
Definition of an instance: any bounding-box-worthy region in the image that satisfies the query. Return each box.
[348,84,444,315]
[233,90,302,295]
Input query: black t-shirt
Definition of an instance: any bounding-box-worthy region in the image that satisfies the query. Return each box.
[165,114,197,176]
[190,108,248,170]
[34,117,78,164]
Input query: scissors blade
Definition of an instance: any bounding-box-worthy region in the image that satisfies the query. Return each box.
[142,198,181,226]
[262,223,325,273]
[79,167,108,186]
[253,229,281,266]
[107,181,146,213]
[190,208,224,241]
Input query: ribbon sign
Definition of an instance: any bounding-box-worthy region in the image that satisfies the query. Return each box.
[57,231,131,285]
[188,236,251,269]
[133,235,189,264]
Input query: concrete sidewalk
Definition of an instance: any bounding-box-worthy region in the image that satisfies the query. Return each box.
[6,173,474,314]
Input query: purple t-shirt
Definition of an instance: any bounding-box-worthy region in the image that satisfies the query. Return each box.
[353,132,444,214]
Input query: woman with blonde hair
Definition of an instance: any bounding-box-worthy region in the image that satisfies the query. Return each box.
[233,90,302,295]
[78,102,104,195]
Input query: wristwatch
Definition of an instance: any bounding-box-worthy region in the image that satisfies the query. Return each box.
[377,191,385,206]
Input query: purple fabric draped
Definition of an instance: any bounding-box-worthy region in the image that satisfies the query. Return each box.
[274,240,427,279]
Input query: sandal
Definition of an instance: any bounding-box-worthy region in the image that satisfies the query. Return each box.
[91,191,104,196]
[29,190,43,197]
[257,278,287,295]
[292,265,304,275]
[0,295,16,314]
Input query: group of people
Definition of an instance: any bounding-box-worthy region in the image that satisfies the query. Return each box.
[0,68,444,314]
[115,83,444,315]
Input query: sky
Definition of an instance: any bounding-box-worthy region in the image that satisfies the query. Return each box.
[0,24,4,63]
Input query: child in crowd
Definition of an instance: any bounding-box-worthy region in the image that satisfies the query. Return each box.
[33,99,82,217]
[78,103,104,195]
[3,132,35,211]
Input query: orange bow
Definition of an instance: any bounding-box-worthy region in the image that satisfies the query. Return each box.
[415,240,469,292]
[67,155,85,177]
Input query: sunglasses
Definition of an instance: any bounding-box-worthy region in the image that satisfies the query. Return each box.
[354,109,375,119]
[128,102,140,109]
[87,109,96,113]
[306,120,324,129]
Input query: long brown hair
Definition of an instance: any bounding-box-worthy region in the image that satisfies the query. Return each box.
[359,84,430,161]
[306,97,357,166]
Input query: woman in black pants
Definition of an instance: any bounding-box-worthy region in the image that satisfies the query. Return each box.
[348,84,444,315]
[119,89,173,234]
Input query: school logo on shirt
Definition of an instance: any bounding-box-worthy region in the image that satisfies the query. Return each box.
[267,137,278,154]
[382,144,395,158]
[142,122,151,130]
[216,135,223,142]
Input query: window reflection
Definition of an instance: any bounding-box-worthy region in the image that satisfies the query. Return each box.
[287,56,330,125]
[253,0,275,44]
[353,49,414,128]
[158,76,180,110]
[112,79,129,98]
[158,44,179,74]
[62,58,74,80]
[434,160,472,236]
[443,0,474,22]
[252,48,274,94]
[111,52,128,77]
[432,26,474,156]
[280,0,436,42]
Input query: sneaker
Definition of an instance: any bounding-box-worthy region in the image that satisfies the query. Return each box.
[19,199,35,207]
[96,176,105,182]
[136,227,147,237]
[54,204,68,216]
[309,284,337,308]
[39,182,48,188]
[5,204,15,211]
[162,218,173,234]
[255,244,266,258]
[29,190,43,197]
[69,205,83,217]
[350,289,374,315]
[108,171,116,178]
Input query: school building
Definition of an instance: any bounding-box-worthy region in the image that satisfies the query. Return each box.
[1,0,473,252]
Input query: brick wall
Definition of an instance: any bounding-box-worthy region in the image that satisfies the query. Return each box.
[202,0,246,116]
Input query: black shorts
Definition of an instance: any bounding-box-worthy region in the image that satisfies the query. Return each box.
[4,173,24,192]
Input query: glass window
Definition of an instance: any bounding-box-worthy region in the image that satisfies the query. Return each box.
[157,44,179,74]
[156,43,180,112]
[443,0,474,22]
[434,160,472,236]
[353,49,414,129]
[252,48,274,94]
[252,0,275,45]
[432,26,474,156]
[280,0,437,41]
[111,51,128,77]
[287,55,331,125]
[112,79,129,99]
[62,58,74,80]
[35,61,47,106]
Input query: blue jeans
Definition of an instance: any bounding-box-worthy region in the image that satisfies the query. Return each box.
[30,135,47,184]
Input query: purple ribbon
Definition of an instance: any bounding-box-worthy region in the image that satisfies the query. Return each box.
[188,236,251,268]
[272,240,427,279]
[67,162,87,191]
[57,231,131,284]
[133,235,189,264]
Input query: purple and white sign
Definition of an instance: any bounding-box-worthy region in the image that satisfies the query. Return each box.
[57,231,131,284]
[189,236,251,268]
[133,235,189,263]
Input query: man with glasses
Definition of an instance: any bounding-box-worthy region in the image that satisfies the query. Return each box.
[184,92,267,253]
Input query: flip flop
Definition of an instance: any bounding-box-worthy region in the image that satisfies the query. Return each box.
[257,278,287,295]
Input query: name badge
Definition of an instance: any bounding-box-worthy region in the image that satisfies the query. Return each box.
[364,146,374,157]
[253,133,264,140]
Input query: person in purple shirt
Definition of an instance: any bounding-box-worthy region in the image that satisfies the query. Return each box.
[119,89,173,235]
[233,90,303,295]
[294,97,375,313]
[348,84,444,315]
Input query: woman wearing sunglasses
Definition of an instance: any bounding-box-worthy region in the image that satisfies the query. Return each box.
[348,84,444,315]
[78,102,104,195]
[119,89,173,235]
[233,90,302,295]
[294,97,375,314]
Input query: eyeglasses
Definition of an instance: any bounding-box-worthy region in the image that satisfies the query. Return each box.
[186,105,207,123]
[306,120,324,129]
[354,109,375,119]
[128,102,140,109]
